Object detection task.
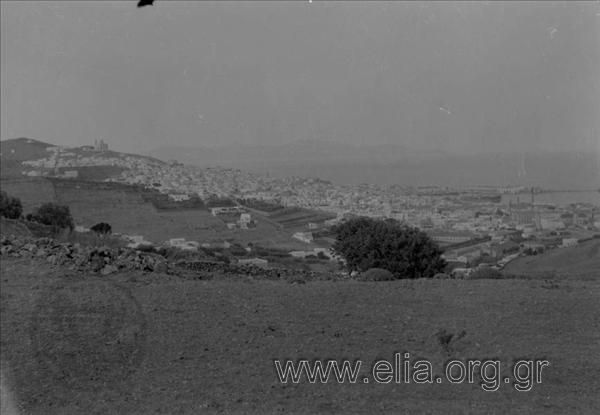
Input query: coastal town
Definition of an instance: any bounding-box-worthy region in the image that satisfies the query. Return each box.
[17,140,600,276]
[3,3,600,413]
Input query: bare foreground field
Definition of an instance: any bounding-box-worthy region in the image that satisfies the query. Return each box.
[1,258,599,414]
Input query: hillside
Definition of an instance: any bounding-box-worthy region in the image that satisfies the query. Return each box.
[0,138,56,178]
[503,238,600,279]
[0,137,54,161]
[0,137,165,180]
[0,176,319,250]
[0,137,332,250]
[0,177,58,212]
[0,218,32,238]
[267,207,336,230]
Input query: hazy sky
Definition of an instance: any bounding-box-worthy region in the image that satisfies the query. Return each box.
[1,1,599,154]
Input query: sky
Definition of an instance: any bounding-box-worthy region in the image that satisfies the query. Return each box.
[1,1,599,155]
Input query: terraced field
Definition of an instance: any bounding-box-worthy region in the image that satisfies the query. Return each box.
[0,178,57,212]
[268,207,336,230]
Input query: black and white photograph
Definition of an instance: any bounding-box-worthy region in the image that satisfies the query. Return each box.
[1,1,599,414]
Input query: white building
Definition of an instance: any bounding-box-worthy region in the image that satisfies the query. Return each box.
[123,234,153,248]
[169,194,190,202]
[561,238,578,248]
[167,238,199,251]
[292,232,314,243]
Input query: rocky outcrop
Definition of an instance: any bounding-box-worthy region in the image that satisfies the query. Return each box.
[0,234,343,281]
[0,235,169,275]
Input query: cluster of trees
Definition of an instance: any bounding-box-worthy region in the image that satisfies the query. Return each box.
[1,191,76,232]
[332,217,446,279]
[1,192,120,238]
[0,191,23,219]
[26,203,74,230]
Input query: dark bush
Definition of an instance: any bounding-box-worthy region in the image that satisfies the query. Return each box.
[316,251,329,260]
[332,217,446,279]
[0,191,23,219]
[91,222,112,235]
[29,202,74,230]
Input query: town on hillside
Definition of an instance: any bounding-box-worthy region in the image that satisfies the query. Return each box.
[4,138,598,277]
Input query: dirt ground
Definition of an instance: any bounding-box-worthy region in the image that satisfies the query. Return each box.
[1,257,599,414]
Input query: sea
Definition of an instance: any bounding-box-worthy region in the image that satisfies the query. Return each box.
[501,191,600,207]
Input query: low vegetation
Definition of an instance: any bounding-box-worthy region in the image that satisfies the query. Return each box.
[26,202,74,231]
[0,191,23,220]
[90,222,112,235]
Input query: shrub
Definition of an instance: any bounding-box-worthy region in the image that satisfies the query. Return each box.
[360,268,395,281]
[90,222,112,235]
[29,203,74,230]
[0,191,23,219]
[332,217,446,279]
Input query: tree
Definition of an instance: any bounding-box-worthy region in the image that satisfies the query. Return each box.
[91,222,112,235]
[332,217,446,279]
[0,191,23,219]
[30,203,74,230]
